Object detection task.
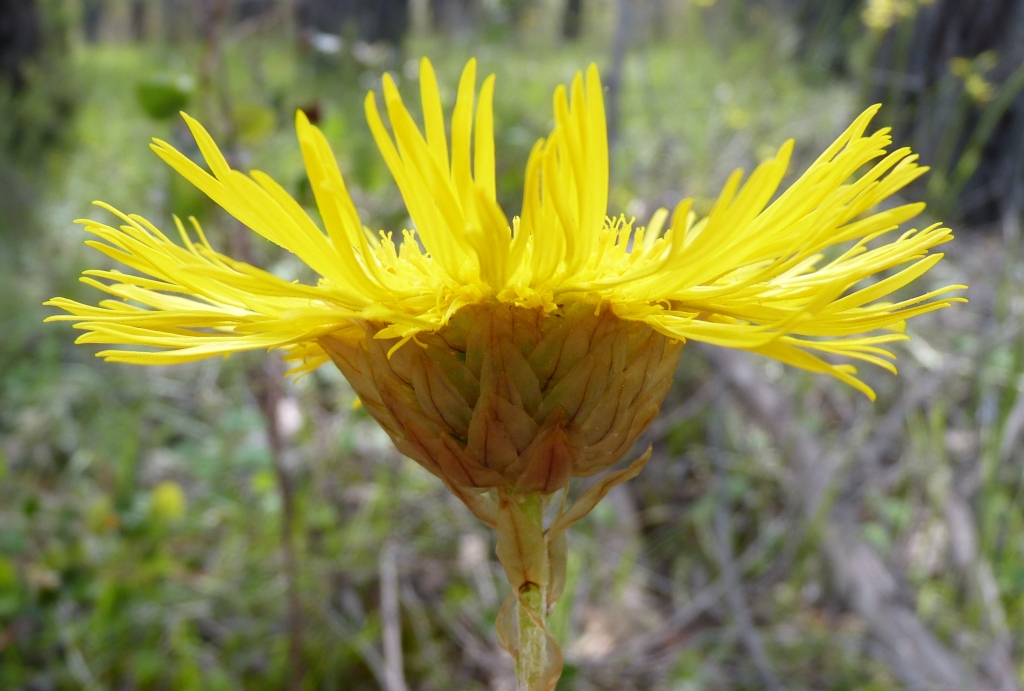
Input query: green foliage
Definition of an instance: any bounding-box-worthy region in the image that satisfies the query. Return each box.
[136,73,194,120]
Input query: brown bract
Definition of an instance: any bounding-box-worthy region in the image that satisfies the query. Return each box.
[321,302,683,501]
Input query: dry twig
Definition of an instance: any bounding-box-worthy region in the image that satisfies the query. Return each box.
[711,346,1007,691]
[380,540,409,691]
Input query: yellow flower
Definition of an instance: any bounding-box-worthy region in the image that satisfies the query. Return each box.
[47,57,964,690]
[949,57,972,79]
[951,54,999,105]
[965,73,996,105]
[150,480,187,523]
[48,57,961,401]
[863,0,925,31]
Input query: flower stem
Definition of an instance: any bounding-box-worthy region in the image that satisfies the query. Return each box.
[516,495,548,691]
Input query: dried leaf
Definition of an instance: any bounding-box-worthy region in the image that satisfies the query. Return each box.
[495,494,548,591]
[548,445,652,536]
[496,592,518,657]
[546,532,568,611]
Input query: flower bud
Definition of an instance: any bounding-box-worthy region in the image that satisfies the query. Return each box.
[150,480,187,524]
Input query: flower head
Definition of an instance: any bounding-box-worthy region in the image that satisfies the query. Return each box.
[48,57,962,402]
[48,57,965,690]
[863,0,930,31]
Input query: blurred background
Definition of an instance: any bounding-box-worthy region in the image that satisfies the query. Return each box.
[2,0,1024,689]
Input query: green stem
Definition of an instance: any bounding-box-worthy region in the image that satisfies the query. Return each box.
[516,495,548,691]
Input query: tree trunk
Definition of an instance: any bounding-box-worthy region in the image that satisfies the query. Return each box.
[868,0,1024,222]
[604,0,632,148]
[562,0,583,40]
[131,0,147,41]
[83,0,103,42]
[297,0,410,44]
[429,0,478,33]
[773,0,1024,223]
[0,0,42,91]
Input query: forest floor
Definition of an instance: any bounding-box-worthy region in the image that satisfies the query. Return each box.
[2,19,1023,691]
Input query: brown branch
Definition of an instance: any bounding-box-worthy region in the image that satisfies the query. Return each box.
[602,485,802,674]
[254,357,306,691]
[331,587,390,689]
[709,415,785,691]
[604,0,634,149]
[380,539,409,691]
[709,346,1004,691]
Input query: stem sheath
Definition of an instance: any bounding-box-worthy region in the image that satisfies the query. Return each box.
[515,496,548,691]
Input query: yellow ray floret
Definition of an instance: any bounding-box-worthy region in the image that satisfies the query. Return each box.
[46,57,965,398]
